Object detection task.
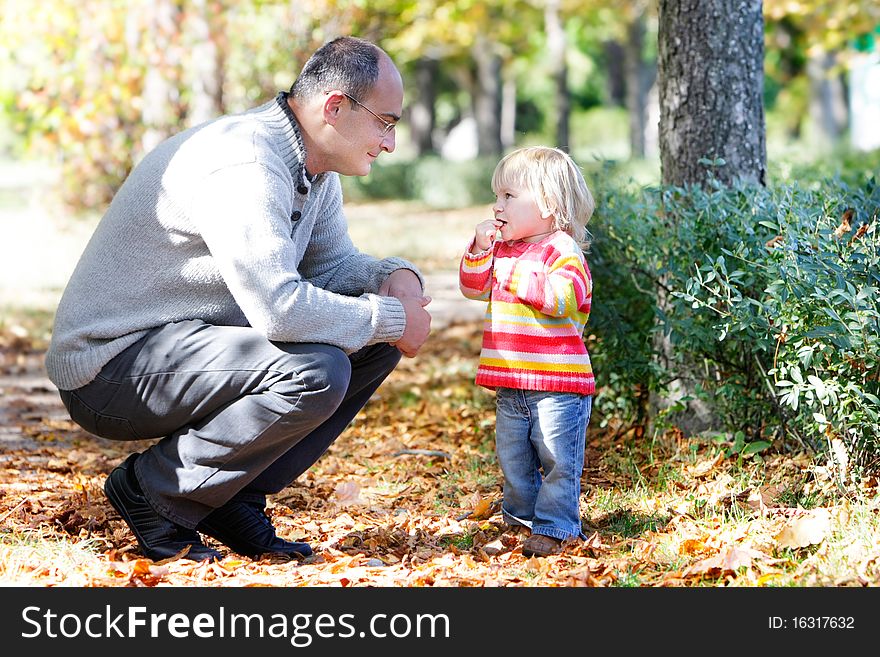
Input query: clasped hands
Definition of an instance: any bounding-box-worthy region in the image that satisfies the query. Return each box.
[379,269,431,357]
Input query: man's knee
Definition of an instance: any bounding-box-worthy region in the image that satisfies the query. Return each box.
[273,345,351,417]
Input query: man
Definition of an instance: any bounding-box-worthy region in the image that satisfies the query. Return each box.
[45,36,431,562]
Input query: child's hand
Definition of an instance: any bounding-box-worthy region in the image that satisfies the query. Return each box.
[473,219,502,252]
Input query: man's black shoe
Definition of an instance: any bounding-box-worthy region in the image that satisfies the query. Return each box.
[104,453,221,562]
[197,494,313,559]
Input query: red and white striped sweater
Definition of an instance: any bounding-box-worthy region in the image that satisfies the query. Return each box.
[459,231,595,395]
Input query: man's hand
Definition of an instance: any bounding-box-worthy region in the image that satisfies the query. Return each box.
[379,269,423,299]
[380,269,431,357]
[395,295,432,357]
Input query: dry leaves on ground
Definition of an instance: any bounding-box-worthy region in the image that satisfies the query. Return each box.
[0,323,876,587]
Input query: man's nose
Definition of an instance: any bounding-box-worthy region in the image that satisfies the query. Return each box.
[380,131,396,153]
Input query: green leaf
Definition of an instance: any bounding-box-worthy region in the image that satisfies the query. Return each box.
[731,431,745,454]
[822,307,843,323]
[807,375,827,400]
[804,326,836,339]
[741,441,772,456]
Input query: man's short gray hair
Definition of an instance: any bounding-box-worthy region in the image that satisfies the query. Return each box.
[289,36,382,103]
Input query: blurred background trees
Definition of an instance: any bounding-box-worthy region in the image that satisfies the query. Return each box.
[1,0,878,211]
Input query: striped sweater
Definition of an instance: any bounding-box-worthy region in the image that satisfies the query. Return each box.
[459,231,595,395]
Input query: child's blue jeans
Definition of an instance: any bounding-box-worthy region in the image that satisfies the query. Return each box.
[494,387,592,540]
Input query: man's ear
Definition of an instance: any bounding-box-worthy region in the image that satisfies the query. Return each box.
[323,91,345,126]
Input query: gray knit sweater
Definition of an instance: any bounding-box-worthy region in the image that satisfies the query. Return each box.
[45,93,421,391]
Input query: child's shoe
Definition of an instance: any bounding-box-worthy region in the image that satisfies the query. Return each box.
[522,533,562,557]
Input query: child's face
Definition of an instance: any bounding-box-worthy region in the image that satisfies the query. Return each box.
[492,183,552,243]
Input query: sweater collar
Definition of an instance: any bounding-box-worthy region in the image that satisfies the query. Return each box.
[254,91,322,190]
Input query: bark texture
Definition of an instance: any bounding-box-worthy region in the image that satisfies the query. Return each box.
[658,0,766,186]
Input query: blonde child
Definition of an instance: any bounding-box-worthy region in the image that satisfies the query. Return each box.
[459,146,595,557]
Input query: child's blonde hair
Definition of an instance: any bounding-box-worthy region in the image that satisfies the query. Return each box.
[491,146,595,249]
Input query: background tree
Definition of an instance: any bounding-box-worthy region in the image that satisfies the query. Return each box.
[658,0,766,186]
[472,31,504,157]
[387,0,541,158]
[623,5,657,159]
[588,1,658,158]
[651,0,766,436]
[544,0,570,151]
[185,0,227,129]
[409,56,440,155]
[138,0,185,157]
[764,0,880,151]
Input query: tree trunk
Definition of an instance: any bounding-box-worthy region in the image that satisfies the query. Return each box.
[545,0,570,152]
[472,34,503,157]
[658,0,766,186]
[654,0,767,437]
[603,40,627,107]
[625,15,649,158]
[645,80,660,157]
[501,74,517,149]
[410,57,438,155]
[186,0,226,127]
[807,48,848,150]
[139,0,183,157]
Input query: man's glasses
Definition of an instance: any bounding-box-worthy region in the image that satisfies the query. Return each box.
[340,91,397,137]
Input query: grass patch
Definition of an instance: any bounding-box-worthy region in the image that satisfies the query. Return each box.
[601,509,669,539]
[0,529,106,586]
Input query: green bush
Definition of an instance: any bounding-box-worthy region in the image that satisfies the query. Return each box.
[342,156,496,209]
[591,170,880,479]
[410,156,496,209]
[341,160,415,201]
[586,172,659,432]
[675,178,880,478]
[769,147,880,189]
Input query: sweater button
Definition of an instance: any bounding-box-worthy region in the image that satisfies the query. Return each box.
[297,185,308,195]
[291,210,301,221]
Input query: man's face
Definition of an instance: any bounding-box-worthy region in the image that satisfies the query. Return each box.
[334,57,403,176]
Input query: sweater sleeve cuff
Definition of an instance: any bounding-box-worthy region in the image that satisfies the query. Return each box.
[377,256,425,292]
[461,242,493,271]
[370,294,407,343]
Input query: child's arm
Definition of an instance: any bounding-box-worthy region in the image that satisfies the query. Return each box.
[496,251,591,318]
[459,222,499,301]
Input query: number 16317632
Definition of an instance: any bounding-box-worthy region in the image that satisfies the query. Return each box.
[769,616,855,630]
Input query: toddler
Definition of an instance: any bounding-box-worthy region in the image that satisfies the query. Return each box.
[459,146,595,557]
